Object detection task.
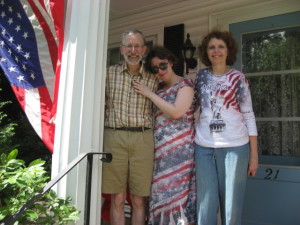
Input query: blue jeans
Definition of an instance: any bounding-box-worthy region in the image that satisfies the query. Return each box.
[195,143,250,225]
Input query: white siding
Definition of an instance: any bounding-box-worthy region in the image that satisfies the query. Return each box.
[108,0,300,72]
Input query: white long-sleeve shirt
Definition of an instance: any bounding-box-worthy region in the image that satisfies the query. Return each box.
[194,68,257,148]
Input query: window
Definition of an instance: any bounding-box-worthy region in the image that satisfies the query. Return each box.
[242,26,300,157]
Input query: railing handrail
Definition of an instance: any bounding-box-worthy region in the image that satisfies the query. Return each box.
[0,152,112,225]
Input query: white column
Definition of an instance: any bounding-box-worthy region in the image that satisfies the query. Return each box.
[51,0,110,224]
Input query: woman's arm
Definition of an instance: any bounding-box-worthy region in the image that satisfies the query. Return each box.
[248,136,258,176]
[133,80,194,119]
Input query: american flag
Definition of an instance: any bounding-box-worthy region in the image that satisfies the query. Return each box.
[0,0,64,153]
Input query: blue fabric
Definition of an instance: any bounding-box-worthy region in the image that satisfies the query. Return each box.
[195,143,249,225]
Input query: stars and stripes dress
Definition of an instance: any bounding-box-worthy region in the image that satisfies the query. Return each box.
[148,78,196,225]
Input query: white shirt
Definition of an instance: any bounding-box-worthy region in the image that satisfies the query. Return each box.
[194,68,257,148]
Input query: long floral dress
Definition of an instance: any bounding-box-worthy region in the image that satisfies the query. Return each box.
[148,78,196,225]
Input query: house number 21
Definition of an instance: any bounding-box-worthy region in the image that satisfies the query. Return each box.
[264,168,280,180]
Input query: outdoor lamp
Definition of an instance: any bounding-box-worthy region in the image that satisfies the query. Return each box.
[182,33,197,74]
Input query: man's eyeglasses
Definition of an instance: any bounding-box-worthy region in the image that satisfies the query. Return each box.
[151,62,168,74]
[122,45,144,50]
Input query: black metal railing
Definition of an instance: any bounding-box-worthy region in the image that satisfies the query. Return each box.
[0,152,112,225]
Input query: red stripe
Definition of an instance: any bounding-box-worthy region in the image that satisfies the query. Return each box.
[154,114,194,130]
[155,172,193,193]
[154,118,174,130]
[215,73,239,109]
[224,79,239,109]
[11,86,26,111]
[49,0,64,117]
[156,139,192,161]
[49,0,64,41]
[27,0,58,72]
[156,175,192,192]
[152,161,194,183]
[155,129,193,159]
[150,189,190,216]
[38,86,54,152]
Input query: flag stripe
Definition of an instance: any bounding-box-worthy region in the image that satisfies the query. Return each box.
[25,88,43,137]
[38,86,54,150]
[27,0,58,71]
[48,0,64,116]
[11,85,26,111]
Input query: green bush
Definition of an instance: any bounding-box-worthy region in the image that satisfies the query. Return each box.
[0,99,18,155]
[0,149,80,224]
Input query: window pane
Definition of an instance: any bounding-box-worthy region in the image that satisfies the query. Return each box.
[249,72,300,156]
[248,73,300,117]
[242,26,300,73]
[107,47,123,66]
[257,121,300,157]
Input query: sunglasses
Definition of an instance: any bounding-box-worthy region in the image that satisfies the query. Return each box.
[150,62,168,74]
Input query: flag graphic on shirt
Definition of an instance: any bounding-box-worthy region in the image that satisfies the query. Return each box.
[0,0,64,152]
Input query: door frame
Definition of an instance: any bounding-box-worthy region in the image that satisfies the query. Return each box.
[209,0,300,31]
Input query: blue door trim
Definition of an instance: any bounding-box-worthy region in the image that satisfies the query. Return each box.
[230,11,300,70]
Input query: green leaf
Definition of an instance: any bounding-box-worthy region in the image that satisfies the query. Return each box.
[7,176,17,184]
[7,149,18,160]
[24,209,38,220]
[33,203,44,212]
[0,207,9,220]
[28,158,45,167]
[15,177,27,188]
[6,159,24,171]
[0,153,7,165]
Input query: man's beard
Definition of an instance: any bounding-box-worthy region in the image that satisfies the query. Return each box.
[124,53,143,66]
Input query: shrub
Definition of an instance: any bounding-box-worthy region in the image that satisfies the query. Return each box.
[0,149,80,224]
[0,99,18,155]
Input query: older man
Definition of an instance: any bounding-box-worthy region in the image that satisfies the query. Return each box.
[102,29,158,225]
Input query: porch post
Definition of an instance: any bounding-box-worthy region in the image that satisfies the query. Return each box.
[51,0,109,224]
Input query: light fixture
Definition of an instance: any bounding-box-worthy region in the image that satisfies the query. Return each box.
[182,33,197,74]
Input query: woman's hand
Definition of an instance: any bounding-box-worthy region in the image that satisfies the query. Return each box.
[247,136,258,176]
[132,80,153,98]
[133,79,194,119]
[247,154,258,176]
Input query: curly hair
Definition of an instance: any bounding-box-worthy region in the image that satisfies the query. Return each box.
[144,45,178,73]
[198,30,238,66]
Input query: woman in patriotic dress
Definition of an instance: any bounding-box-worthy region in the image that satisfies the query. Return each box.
[133,46,196,225]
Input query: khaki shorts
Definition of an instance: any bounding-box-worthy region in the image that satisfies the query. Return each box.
[102,128,154,196]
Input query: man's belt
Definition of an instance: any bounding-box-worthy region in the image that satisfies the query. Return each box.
[107,127,151,132]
